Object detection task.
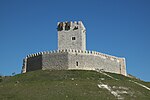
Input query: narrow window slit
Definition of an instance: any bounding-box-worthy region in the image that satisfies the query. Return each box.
[76,61,78,66]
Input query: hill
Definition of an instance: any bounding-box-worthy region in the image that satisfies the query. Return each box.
[0,70,150,100]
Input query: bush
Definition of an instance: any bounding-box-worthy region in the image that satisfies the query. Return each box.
[0,76,2,82]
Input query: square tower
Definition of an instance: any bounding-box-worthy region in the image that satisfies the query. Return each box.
[57,21,86,50]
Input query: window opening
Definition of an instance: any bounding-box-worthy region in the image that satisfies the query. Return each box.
[76,61,78,66]
[72,37,76,40]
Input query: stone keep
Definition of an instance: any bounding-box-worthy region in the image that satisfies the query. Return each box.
[22,21,127,76]
[58,21,86,50]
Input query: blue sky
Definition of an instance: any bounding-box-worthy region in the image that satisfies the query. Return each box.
[0,0,150,81]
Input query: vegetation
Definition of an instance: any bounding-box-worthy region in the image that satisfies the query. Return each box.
[0,70,149,100]
[0,76,2,82]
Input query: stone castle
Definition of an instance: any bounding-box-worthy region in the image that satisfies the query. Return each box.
[21,21,127,76]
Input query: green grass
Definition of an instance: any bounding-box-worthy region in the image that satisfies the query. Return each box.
[0,70,150,100]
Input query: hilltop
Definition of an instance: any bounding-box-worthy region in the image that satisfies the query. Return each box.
[0,70,150,100]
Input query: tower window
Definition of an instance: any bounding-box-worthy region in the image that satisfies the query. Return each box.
[76,61,78,66]
[72,37,76,40]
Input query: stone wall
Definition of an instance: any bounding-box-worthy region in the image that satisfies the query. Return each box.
[67,51,122,75]
[58,21,86,50]
[119,58,127,76]
[26,54,42,72]
[42,52,68,70]
[23,49,127,76]
[68,53,121,74]
[21,57,27,73]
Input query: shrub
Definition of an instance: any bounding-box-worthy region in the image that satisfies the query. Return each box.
[0,76,2,82]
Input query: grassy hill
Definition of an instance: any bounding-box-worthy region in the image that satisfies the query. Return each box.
[0,70,150,100]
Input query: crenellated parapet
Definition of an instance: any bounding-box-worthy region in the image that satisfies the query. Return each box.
[57,21,85,31]
[22,49,126,75]
[25,49,123,63]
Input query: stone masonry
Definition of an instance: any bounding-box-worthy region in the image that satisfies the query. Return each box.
[22,21,127,76]
[58,21,86,50]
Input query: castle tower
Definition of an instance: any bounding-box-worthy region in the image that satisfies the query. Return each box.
[57,21,86,50]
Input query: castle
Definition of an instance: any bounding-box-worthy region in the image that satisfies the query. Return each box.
[21,21,127,76]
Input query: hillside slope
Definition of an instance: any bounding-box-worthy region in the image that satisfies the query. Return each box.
[0,70,150,100]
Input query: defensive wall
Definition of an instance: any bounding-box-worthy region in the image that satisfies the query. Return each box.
[22,49,127,76]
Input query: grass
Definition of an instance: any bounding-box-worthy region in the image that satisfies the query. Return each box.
[0,70,150,100]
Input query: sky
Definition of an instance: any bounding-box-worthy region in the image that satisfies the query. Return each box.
[0,0,150,81]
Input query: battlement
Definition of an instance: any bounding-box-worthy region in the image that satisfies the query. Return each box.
[26,49,123,63]
[57,21,85,31]
[23,49,126,76]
